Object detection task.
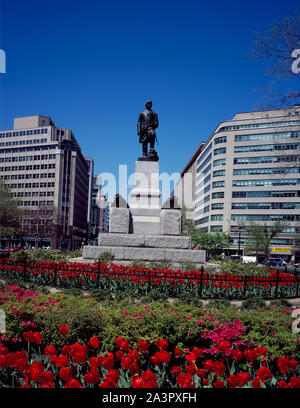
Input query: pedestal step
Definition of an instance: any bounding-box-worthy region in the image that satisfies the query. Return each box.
[97,233,191,249]
[83,245,205,264]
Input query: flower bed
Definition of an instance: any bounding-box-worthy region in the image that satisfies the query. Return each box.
[0,327,299,388]
[0,259,298,300]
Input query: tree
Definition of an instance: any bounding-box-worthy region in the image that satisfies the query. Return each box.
[0,179,22,238]
[193,232,230,259]
[250,11,300,108]
[244,221,290,259]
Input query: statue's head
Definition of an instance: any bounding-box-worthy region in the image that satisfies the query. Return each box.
[145,100,152,109]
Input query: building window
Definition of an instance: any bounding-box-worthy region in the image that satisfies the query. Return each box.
[210,226,223,232]
[211,214,223,221]
[214,136,227,144]
[234,142,300,153]
[211,203,224,210]
[212,192,224,199]
[233,167,300,175]
[213,158,226,167]
[214,147,226,155]
[234,131,300,142]
[232,178,300,187]
[212,181,225,188]
[213,170,225,177]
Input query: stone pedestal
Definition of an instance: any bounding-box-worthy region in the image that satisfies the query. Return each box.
[160,209,181,235]
[83,234,206,265]
[129,161,161,235]
[109,208,130,233]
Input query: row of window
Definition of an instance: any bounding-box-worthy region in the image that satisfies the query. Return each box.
[232,202,300,210]
[214,147,226,155]
[1,173,55,180]
[0,145,56,154]
[0,154,56,162]
[197,157,226,173]
[18,200,54,206]
[214,136,227,144]
[218,120,300,132]
[8,182,55,189]
[234,142,300,153]
[0,138,48,147]
[197,153,212,173]
[234,131,300,142]
[230,225,300,234]
[198,166,299,184]
[212,181,225,188]
[195,214,223,225]
[0,164,55,171]
[232,178,300,187]
[231,214,300,221]
[13,191,54,197]
[234,155,300,164]
[230,237,294,246]
[196,143,212,166]
[213,170,225,177]
[232,190,300,198]
[0,129,48,138]
[233,167,300,176]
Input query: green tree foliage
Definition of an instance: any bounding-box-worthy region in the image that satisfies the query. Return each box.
[193,232,230,258]
[0,179,22,238]
[245,221,289,259]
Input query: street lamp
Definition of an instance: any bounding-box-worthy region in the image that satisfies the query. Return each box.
[238,224,242,258]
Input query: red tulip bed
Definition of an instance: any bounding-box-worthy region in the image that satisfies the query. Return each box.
[0,283,299,389]
[0,326,299,389]
[0,259,298,300]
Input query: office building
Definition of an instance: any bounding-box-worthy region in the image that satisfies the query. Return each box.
[0,115,89,250]
[187,106,300,263]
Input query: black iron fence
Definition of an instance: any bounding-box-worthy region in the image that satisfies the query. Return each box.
[0,258,299,300]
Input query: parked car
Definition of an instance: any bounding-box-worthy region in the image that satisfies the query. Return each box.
[266,258,287,267]
[7,245,26,253]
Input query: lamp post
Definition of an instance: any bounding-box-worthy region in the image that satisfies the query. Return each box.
[238,224,242,258]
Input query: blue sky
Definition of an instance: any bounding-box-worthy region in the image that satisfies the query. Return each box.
[0,0,298,193]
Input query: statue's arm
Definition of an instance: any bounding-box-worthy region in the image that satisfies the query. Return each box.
[153,113,159,129]
[137,113,143,135]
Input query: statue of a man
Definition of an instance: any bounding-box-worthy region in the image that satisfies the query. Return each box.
[137,100,159,160]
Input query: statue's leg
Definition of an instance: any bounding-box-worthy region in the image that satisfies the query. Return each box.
[149,135,155,152]
[142,142,147,157]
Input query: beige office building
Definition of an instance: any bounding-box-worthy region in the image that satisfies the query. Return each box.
[0,115,90,250]
[184,106,300,263]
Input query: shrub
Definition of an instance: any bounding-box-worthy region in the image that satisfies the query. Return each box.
[215,259,269,277]
[177,291,203,307]
[269,298,291,307]
[241,297,266,310]
[90,288,113,302]
[95,251,115,265]
[33,293,104,348]
[207,298,232,309]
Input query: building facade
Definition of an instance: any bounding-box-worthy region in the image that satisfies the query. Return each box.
[87,176,110,245]
[0,115,90,250]
[193,106,300,263]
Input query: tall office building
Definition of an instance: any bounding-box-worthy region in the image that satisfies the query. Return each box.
[0,115,89,250]
[183,106,300,263]
[85,157,94,243]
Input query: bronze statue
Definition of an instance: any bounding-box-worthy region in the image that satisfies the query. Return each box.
[137,100,159,161]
